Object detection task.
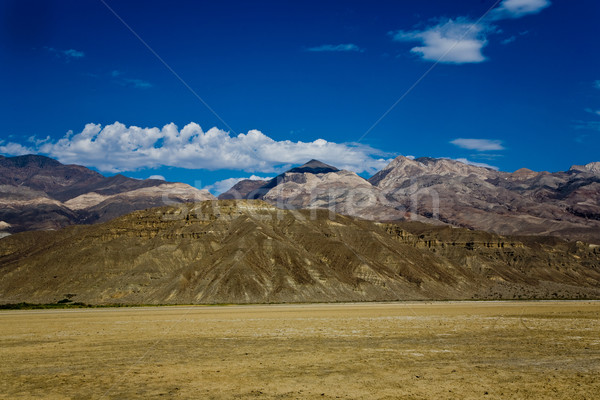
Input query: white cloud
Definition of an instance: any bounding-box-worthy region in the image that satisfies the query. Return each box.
[489,0,551,21]
[391,0,550,64]
[307,44,364,52]
[0,142,33,156]
[0,122,392,174]
[391,19,489,64]
[148,175,166,181]
[450,138,505,151]
[204,175,272,195]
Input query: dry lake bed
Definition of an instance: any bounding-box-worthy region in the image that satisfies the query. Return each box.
[1,301,599,399]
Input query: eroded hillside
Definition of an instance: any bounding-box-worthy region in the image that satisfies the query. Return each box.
[1,200,599,304]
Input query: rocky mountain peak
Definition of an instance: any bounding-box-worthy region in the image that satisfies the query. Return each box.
[288,159,340,174]
[369,155,497,188]
[416,157,497,176]
[244,160,343,200]
[0,154,63,169]
[368,156,421,186]
[510,168,539,180]
[569,162,600,175]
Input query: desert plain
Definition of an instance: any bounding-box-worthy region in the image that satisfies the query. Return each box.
[1,301,599,399]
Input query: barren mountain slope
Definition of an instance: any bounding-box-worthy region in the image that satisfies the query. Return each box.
[0,155,214,233]
[1,200,599,305]
[218,179,269,200]
[246,160,405,221]
[370,156,600,243]
[0,154,105,198]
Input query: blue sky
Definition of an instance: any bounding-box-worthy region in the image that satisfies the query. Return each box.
[1,0,599,193]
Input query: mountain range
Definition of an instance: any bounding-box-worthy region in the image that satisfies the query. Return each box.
[2,154,600,304]
[2,154,600,245]
[220,158,600,244]
[0,154,214,235]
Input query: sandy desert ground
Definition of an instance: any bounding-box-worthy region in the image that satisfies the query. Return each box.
[1,301,599,399]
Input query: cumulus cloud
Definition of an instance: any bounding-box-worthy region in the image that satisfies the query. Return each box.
[450,138,505,151]
[391,18,490,64]
[204,175,272,195]
[0,122,392,174]
[489,0,551,21]
[0,142,32,156]
[306,44,364,52]
[148,175,166,181]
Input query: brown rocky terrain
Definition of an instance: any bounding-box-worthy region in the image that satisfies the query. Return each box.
[218,178,269,200]
[230,160,406,221]
[370,156,600,243]
[1,200,599,305]
[3,154,600,245]
[218,157,600,243]
[0,154,214,234]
